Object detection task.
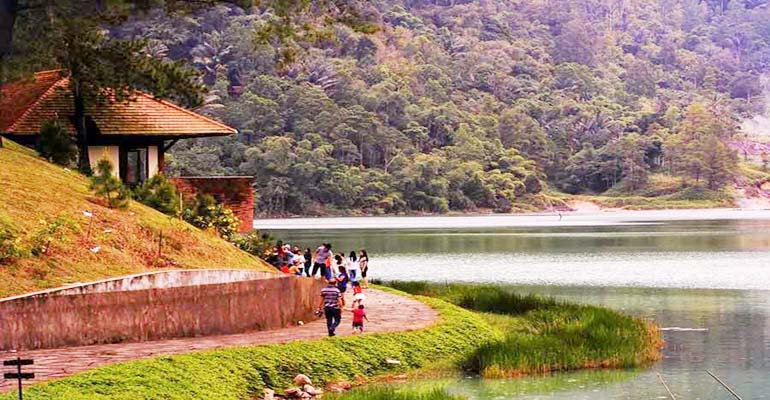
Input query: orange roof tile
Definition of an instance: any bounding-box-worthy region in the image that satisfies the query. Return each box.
[0,70,236,137]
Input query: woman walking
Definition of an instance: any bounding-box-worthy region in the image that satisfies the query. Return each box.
[359,249,370,288]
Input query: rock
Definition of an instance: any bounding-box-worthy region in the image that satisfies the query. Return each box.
[303,384,322,396]
[385,359,401,365]
[263,388,275,400]
[300,393,312,399]
[284,387,302,397]
[294,374,313,386]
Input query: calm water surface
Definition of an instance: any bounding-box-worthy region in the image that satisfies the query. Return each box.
[260,210,770,399]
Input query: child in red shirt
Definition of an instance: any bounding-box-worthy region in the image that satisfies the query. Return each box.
[351,304,369,334]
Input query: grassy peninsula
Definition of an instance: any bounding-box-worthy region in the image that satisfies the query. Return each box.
[384,282,662,378]
[0,140,272,297]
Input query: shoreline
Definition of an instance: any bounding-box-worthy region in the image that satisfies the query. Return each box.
[254,207,770,230]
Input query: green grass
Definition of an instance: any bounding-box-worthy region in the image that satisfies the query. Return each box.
[381,281,662,378]
[326,387,464,400]
[573,174,735,210]
[1,294,498,400]
[0,139,272,297]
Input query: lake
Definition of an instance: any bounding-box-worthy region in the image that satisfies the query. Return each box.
[257,209,770,399]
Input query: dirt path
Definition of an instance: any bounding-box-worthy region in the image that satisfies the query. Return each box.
[0,288,437,392]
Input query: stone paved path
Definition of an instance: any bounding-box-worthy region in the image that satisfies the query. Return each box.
[0,289,437,392]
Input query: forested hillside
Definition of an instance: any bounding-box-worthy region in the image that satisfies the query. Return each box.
[114,0,770,215]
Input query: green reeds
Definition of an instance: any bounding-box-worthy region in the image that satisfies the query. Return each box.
[382,281,662,378]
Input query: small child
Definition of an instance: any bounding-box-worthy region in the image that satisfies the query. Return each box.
[351,304,369,334]
[352,282,366,307]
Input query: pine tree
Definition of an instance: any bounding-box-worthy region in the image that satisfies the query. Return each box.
[89,160,130,209]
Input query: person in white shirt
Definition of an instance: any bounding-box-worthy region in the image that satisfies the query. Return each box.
[347,250,361,282]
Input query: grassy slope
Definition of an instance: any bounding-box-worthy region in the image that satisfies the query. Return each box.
[2,294,497,400]
[0,140,272,297]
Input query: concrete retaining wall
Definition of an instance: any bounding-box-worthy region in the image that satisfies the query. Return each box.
[0,270,326,351]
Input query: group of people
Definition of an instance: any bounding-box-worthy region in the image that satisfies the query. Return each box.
[266,242,371,337]
[266,242,370,289]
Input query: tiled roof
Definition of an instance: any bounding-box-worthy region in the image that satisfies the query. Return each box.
[0,70,236,137]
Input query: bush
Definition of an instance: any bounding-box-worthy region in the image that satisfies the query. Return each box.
[0,225,24,264]
[183,193,240,240]
[133,174,181,216]
[232,230,275,259]
[30,217,76,257]
[38,120,77,167]
[89,160,130,209]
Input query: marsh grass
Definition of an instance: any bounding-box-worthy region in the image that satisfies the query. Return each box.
[382,281,662,378]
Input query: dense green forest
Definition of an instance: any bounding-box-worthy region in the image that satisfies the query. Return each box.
[112,0,770,215]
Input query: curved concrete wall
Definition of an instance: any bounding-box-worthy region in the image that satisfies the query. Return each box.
[0,270,326,351]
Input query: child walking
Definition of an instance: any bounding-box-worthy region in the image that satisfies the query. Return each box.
[351,304,369,334]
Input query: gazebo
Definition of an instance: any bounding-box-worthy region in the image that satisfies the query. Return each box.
[0,70,236,185]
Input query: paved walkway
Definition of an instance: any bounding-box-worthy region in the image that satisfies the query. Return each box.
[0,289,438,392]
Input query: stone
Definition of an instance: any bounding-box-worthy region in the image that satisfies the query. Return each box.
[385,358,401,365]
[263,388,275,400]
[294,374,313,386]
[284,387,302,397]
[303,384,322,396]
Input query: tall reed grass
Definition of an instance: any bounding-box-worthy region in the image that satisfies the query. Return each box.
[381,281,662,378]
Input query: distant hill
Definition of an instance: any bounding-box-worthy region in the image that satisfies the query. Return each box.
[107,0,770,215]
[0,139,272,298]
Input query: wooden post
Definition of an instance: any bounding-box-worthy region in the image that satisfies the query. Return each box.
[706,370,743,400]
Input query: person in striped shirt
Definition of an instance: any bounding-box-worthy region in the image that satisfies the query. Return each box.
[318,279,343,336]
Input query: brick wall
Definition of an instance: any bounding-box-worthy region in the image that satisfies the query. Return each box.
[171,176,254,233]
[0,270,326,351]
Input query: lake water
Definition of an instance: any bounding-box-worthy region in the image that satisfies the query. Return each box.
[258,210,770,399]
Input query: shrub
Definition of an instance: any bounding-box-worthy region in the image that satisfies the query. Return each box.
[133,174,181,216]
[232,230,275,259]
[0,225,24,264]
[183,193,240,240]
[30,217,76,257]
[89,160,130,209]
[37,120,77,167]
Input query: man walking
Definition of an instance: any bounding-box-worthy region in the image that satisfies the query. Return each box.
[318,278,343,337]
[312,243,333,279]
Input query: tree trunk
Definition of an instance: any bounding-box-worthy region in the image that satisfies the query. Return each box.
[0,0,18,89]
[73,88,91,173]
